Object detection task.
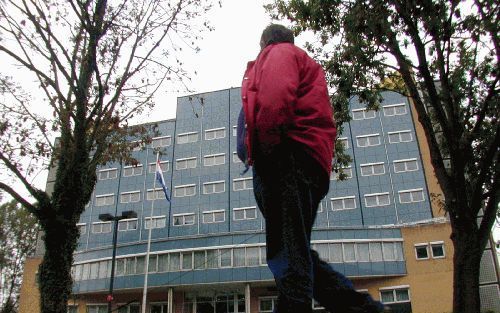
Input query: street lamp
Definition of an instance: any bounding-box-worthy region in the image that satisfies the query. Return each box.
[99,210,138,313]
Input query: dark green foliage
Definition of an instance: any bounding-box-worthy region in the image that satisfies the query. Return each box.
[0,201,38,313]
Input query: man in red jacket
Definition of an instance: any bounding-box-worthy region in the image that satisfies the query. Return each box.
[239,24,386,313]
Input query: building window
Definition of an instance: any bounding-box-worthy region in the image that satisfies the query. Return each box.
[148,161,169,173]
[431,242,445,258]
[331,196,356,210]
[232,125,237,136]
[174,184,196,197]
[117,303,140,313]
[259,297,277,313]
[91,222,112,234]
[77,223,87,235]
[173,213,195,226]
[123,165,143,177]
[87,305,108,313]
[352,108,376,120]
[388,130,413,143]
[145,216,167,229]
[330,166,353,180]
[149,303,168,313]
[415,244,429,259]
[233,206,257,221]
[379,287,410,304]
[203,180,225,194]
[152,135,172,148]
[177,131,198,144]
[337,137,349,149]
[360,162,385,176]
[147,188,167,200]
[383,103,407,116]
[118,218,138,231]
[97,168,117,180]
[343,243,356,262]
[233,151,242,163]
[203,153,225,166]
[233,177,253,191]
[364,192,391,207]
[95,194,114,206]
[356,134,381,147]
[205,127,226,140]
[176,157,197,170]
[120,191,141,203]
[202,210,225,223]
[393,159,418,173]
[399,188,425,203]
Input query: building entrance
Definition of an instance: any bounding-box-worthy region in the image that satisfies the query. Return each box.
[183,292,245,313]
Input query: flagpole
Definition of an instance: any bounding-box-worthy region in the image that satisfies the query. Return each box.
[141,151,159,313]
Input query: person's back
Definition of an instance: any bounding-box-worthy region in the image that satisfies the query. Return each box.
[239,24,387,313]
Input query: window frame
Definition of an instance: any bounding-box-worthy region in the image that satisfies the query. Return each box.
[393,158,419,173]
[364,192,391,207]
[202,180,226,194]
[398,188,425,203]
[414,243,430,260]
[175,157,197,170]
[151,135,172,148]
[360,162,386,176]
[95,194,115,207]
[203,153,225,167]
[330,196,357,211]
[120,190,141,203]
[202,210,225,224]
[172,213,196,226]
[148,161,169,173]
[233,177,253,191]
[122,164,143,177]
[388,130,413,144]
[383,103,407,116]
[233,206,257,221]
[356,133,381,147]
[144,215,167,229]
[352,108,376,120]
[430,241,446,259]
[173,184,196,198]
[177,131,198,144]
[204,127,226,140]
[97,168,118,180]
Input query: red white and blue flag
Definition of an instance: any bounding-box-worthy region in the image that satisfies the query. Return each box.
[155,159,170,202]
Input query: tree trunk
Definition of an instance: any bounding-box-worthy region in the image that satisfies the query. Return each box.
[452,229,482,313]
[39,222,77,313]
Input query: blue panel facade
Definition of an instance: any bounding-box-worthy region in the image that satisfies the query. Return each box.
[72,89,432,294]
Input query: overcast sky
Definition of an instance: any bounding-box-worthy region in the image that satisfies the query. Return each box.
[138,0,275,122]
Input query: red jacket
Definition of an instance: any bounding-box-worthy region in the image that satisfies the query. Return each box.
[241,43,337,178]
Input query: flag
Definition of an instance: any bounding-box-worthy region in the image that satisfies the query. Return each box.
[155,159,170,202]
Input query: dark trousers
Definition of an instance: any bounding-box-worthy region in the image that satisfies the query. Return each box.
[253,145,383,313]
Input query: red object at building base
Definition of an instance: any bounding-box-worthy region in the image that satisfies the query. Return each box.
[106,294,114,302]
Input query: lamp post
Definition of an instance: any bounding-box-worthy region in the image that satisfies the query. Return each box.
[99,210,137,313]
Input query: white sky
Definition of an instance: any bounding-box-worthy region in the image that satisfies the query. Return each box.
[139,0,275,122]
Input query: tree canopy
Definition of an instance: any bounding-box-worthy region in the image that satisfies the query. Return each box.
[0,1,215,312]
[266,1,498,312]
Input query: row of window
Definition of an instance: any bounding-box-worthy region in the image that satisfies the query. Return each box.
[94,177,253,206]
[72,240,404,281]
[125,103,407,154]
[414,241,445,260]
[72,245,267,281]
[330,158,419,181]
[97,152,245,182]
[337,130,413,150]
[330,188,425,210]
[77,207,258,234]
[351,103,408,120]
[99,153,418,184]
[80,285,411,313]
